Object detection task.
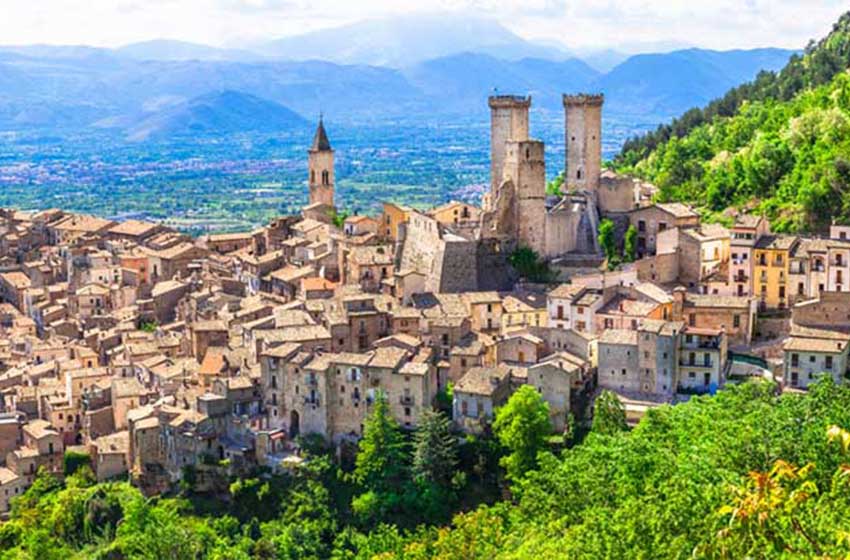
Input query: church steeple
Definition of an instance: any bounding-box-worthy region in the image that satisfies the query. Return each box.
[311,116,332,152]
[307,116,335,208]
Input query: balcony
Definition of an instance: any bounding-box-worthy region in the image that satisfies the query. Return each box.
[734,273,749,283]
[304,374,318,386]
[303,396,320,406]
[399,395,415,406]
[679,359,714,369]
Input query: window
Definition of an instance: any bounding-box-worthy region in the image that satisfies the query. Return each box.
[826,356,834,370]
[733,315,741,328]
[638,220,646,233]
[688,313,696,327]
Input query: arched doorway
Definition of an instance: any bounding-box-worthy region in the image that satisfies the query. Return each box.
[289,410,300,439]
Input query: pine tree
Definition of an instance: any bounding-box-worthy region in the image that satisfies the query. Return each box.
[412,410,457,487]
[353,392,407,493]
[592,390,628,435]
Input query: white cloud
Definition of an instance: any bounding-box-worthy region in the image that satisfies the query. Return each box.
[0,0,845,51]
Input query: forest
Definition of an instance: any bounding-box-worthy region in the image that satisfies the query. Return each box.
[5,380,850,559]
[615,10,850,232]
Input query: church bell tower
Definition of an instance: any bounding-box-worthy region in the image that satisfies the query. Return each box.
[308,117,335,207]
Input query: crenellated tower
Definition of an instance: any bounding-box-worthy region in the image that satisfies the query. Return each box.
[563,93,603,194]
[308,117,335,207]
[488,95,530,201]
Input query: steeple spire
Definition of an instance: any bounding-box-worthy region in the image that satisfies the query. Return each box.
[311,115,332,152]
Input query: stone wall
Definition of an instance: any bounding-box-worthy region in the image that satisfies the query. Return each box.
[636,252,679,284]
[792,291,850,329]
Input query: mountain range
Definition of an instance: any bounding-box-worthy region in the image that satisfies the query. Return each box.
[0,15,797,139]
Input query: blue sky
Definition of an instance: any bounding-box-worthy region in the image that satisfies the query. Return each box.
[2,0,847,52]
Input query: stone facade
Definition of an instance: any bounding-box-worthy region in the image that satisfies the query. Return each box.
[563,94,603,194]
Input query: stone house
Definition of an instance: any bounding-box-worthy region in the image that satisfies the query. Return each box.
[453,364,515,433]
[629,203,699,258]
[671,287,757,346]
[0,467,26,513]
[90,430,130,481]
[526,353,583,432]
[6,419,64,484]
[783,324,850,390]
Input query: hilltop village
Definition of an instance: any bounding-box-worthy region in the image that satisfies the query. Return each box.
[0,92,849,510]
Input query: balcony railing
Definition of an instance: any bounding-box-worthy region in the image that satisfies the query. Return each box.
[679,360,714,368]
[399,395,415,406]
[303,396,320,406]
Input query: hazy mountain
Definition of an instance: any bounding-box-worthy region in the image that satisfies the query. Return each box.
[597,47,796,116]
[573,48,630,73]
[116,40,262,62]
[255,14,570,67]
[117,90,307,141]
[0,44,799,135]
[404,52,599,111]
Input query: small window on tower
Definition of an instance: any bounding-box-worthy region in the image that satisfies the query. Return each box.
[321,170,329,185]
[577,170,582,180]
[310,170,315,183]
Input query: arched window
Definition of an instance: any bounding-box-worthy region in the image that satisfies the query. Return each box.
[577,170,582,180]
[321,170,329,185]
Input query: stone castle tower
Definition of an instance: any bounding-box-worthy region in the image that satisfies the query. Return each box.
[563,94,603,194]
[503,139,546,254]
[308,117,335,207]
[488,95,530,196]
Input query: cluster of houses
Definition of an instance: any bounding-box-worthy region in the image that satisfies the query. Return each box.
[0,109,849,514]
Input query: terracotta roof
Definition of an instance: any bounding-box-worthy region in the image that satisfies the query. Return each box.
[301,277,336,292]
[655,202,699,219]
[108,220,160,238]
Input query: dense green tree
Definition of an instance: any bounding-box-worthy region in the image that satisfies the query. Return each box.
[492,385,551,482]
[508,246,553,283]
[63,451,91,477]
[591,390,628,436]
[622,224,638,262]
[412,410,458,488]
[328,208,351,229]
[614,12,850,231]
[545,171,564,196]
[597,218,618,268]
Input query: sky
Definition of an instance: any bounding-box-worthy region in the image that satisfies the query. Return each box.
[1,0,847,52]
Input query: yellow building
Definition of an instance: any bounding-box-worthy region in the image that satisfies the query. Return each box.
[427,201,481,229]
[380,202,411,243]
[753,235,798,310]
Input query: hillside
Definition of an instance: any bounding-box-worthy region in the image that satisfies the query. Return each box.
[598,47,796,116]
[5,381,850,558]
[615,11,850,232]
[116,90,307,141]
